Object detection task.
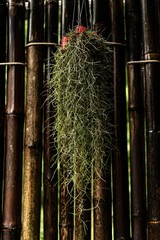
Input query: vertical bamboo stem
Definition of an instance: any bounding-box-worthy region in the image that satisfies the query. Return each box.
[0,0,6,235]
[74,156,91,239]
[61,0,75,37]
[60,1,74,239]
[77,0,89,27]
[126,1,146,239]
[74,1,91,240]
[109,1,130,239]
[2,0,25,239]
[92,1,112,240]
[92,0,111,38]
[22,0,44,239]
[44,0,58,239]
[140,0,160,239]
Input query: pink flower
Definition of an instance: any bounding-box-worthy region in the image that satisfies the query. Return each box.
[61,36,70,48]
[75,25,87,33]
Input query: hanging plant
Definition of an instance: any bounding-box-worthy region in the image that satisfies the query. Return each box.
[48,26,113,221]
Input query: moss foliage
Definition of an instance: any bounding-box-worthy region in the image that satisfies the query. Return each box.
[49,27,113,218]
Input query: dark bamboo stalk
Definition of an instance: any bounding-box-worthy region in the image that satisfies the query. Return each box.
[61,0,75,37]
[2,0,25,239]
[92,1,112,240]
[77,0,89,27]
[44,0,58,239]
[140,0,160,239]
[126,1,146,239]
[92,0,111,38]
[22,0,44,239]
[0,0,6,236]
[73,1,91,240]
[60,1,74,240]
[109,1,130,239]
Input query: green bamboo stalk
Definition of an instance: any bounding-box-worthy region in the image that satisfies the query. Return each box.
[22,0,44,239]
[0,0,6,236]
[109,0,130,239]
[140,0,160,239]
[44,0,59,239]
[92,1,112,239]
[126,1,146,239]
[2,0,25,239]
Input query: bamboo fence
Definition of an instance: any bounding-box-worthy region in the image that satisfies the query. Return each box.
[0,1,160,240]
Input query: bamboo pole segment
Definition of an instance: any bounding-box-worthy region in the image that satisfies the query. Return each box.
[43,0,58,239]
[73,2,91,240]
[22,0,44,239]
[109,1,130,239]
[74,190,91,240]
[140,0,160,239]
[0,0,6,235]
[93,169,112,240]
[92,0,111,38]
[126,1,146,239]
[92,1,112,240]
[2,0,25,239]
[61,0,75,37]
[60,1,74,239]
[77,0,89,27]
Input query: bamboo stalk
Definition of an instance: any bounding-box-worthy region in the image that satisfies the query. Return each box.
[60,1,74,239]
[2,0,25,239]
[140,0,160,239]
[93,169,112,240]
[73,2,91,240]
[0,0,6,236]
[77,0,89,27]
[92,1,112,239]
[92,0,111,38]
[74,163,91,240]
[126,1,146,239]
[43,0,58,239]
[22,0,44,239]
[109,1,130,239]
[61,0,75,37]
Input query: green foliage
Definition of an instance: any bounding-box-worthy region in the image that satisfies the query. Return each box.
[48,28,113,219]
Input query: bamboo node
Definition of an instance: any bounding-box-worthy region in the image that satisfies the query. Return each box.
[2,224,21,231]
